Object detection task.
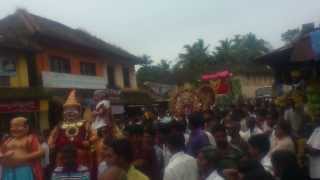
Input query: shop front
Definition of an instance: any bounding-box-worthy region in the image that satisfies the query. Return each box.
[257,30,320,120]
[121,90,155,117]
[0,99,49,133]
[0,87,51,133]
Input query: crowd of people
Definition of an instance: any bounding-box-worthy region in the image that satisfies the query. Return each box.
[0,92,320,180]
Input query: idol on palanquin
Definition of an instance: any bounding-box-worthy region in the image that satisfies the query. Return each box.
[48,90,90,167]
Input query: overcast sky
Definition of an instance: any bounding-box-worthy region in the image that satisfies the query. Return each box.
[1,0,320,62]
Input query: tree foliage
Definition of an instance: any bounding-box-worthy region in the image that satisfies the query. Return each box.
[136,33,272,86]
[136,56,174,86]
[140,54,153,66]
[214,33,271,75]
[173,39,213,84]
[281,28,300,44]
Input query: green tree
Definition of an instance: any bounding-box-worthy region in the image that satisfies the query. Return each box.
[213,33,271,75]
[136,56,174,86]
[173,39,213,84]
[139,54,153,66]
[281,28,300,44]
[137,33,271,87]
[213,38,236,67]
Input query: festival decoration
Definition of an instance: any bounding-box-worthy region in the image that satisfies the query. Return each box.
[197,84,215,111]
[291,90,305,106]
[48,90,90,167]
[275,95,288,107]
[209,79,230,94]
[306,80,320,118]
[170,83,217,116]
[1,117,43,180]
[170,84,202,117]
[274,89,305,108]
[63,89,80,107]
[202,70,232,95]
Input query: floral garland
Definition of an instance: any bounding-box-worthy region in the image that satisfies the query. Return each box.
[170,84,215,117]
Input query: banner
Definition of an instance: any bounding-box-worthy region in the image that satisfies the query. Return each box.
[42,71,107,89]
[0,101,40,113]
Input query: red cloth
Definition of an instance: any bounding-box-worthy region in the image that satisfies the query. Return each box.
[3,134,43,180]
[216,80,230,94]
[28,135,43,180]
[202,70,232,81]
[54,126,90,167]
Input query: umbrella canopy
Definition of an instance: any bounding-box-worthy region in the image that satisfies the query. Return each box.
[201,70,233,81]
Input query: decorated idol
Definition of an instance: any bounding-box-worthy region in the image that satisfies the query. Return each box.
[1,117,43,180]
[90,90,123,141]
[48,90,90,167]
[170,84,202,118]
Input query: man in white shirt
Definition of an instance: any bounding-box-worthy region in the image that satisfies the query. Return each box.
[307,120,320,180]
[197,145,224,180]
[240,117,263,142]
[270,121,295,154]
[164,133,198,180]
[284,101,303,135]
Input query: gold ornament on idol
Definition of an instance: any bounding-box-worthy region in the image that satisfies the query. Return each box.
[61,120,85,141]
[62,89,83,141]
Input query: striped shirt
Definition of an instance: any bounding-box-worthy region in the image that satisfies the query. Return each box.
[51,165,90,180]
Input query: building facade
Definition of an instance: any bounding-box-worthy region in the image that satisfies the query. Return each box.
[235,74,273,98]
[0,44,50,132]
[0,10,140,131]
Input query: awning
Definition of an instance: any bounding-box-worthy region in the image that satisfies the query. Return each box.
[256,46,293,65]
[257,31,320,65]
[0,100,40,113]
[291,34,318,62]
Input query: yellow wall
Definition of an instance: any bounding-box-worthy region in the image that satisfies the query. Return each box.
[115,64,124,88]
[106,63,138,90]
[235,75,273,98]
[10,56,29,87]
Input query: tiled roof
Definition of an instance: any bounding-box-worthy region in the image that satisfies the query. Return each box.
[0,9,140,63]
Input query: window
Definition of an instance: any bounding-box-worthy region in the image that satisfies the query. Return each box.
[123,67,130,88]
[0,76,10,87]
[0,56,16,76]
[49,56,71,73]
[0,54,16,87]
[80,62,96,76]
[107,66,115,87]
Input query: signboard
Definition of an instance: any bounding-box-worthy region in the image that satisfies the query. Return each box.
[0,101,40,113]
[42,71,107,90]
[105,87,122,102]
[0,55,16,76]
